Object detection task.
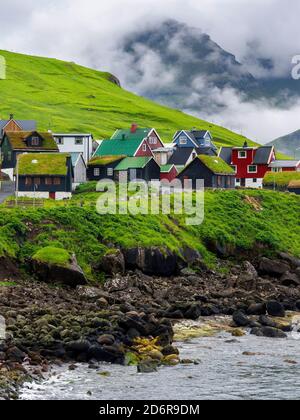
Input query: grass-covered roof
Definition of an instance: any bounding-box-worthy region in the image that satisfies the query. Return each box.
[264,171,300,188]
[88,155,125,166]
[115,157,152,171]
[18,153,70,176]
[5,131,58,151]
[198,155,235,175]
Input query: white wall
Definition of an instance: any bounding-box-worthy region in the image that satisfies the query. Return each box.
[18,191,72,200]
[74,157,87,184]
[53,134,93,163]
[2,168,14,181]
[236,178,263,189]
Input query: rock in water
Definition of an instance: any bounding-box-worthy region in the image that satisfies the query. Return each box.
[266,301,286,318]
[137,360,159,373]
[232,311,251,327]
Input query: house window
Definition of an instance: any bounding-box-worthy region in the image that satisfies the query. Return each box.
[94,168,100,177]
[7,151,12,161]
[238,151,247,159]
[179,136,187,145]
[107,168,114,177]
[34,177,41,186]
[142,144,147,152]
[236,179,241,183]
[31,137,40,146]
[75,137,83,145]
[272,168,281,173]
[253,178,257,183]
[149,137,157,145]
[217,176,222,187]
[45,177,53,185]
[248,165,257,173]
[231,165,237,173]
[53,177,61,185]
[25,177,32,186]
[55,137,64,145]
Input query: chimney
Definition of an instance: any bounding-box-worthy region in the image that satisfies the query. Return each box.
[130,123,138,133]
[9,114,14,120]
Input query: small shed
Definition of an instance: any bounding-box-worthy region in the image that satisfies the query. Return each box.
[288,180,300,195]
[87,155,125,181]
[114,157,160,182]
[160,164,178,182]
[70,152,87,188]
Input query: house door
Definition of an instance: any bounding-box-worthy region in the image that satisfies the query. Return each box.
[241,179,246,188]
[49,192,56,200]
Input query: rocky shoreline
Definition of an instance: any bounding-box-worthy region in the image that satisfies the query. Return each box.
[1,251,300,399]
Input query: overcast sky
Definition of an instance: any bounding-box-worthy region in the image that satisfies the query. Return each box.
[1,0,300,142]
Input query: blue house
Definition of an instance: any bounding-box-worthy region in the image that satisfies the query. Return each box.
[173,130,218,156]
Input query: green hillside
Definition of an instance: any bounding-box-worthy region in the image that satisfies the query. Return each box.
[0,49,255,147]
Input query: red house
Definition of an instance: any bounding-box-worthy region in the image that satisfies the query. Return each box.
[219,142,276,188]
[160,164,178,182]
[268,160,300,173]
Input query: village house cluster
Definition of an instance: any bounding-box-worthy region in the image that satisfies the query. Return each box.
[0,115,299,200]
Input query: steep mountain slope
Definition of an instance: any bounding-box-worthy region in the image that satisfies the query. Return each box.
[119,20,300,113]
[0,49,255,147]
[267,130,300,159]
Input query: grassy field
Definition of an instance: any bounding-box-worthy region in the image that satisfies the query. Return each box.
[0,189,299,282]
[0,49,257,147]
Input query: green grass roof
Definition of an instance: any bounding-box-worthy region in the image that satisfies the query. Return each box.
[198,155,235,174]
[264,171,300,188]
[18,153,70,175]
[88,155,125,166]
[5,131,58,151]
[115,157,152,171]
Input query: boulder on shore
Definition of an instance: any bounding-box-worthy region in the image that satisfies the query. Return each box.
[31,254,87,287]
[266,301,286,318]
[259,258,290,277]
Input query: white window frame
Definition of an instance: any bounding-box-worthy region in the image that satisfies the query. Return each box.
[142,143,147,152]
[248,165,257,173]
[238,151,247,159]
[94,168,100,177]
[231,165,237,173]
[179,136,187,145]
[31,137,40,146]
[107,168,114,177]
[149,136,157,145]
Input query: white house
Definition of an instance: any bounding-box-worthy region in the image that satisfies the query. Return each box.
[53,133,93,164]
[70,152,87,189]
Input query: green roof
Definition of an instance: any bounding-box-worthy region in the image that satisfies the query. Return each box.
[197,155,235,174]
[94,138,144,157]
[160,164,175,173]
[18,153,70,176]
[115,157,152,171]
[88,155,125,166]
[111,128,152,142]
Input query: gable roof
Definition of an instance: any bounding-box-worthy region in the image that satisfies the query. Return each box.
[197,155,235,175]
[115,157,153,171]
[253,146,274,164]
[4,131,58,151]
[112,128,152,142]
[168,147,196,165]
[218,147,233,164]
[88,155,125,166]
[0,119,36,134]
[160,164,177,173]
[269,160,300,168]
[174,130,215,149]
[18,153,70,176]
[70,152,86,167]
[94,136,147,157]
